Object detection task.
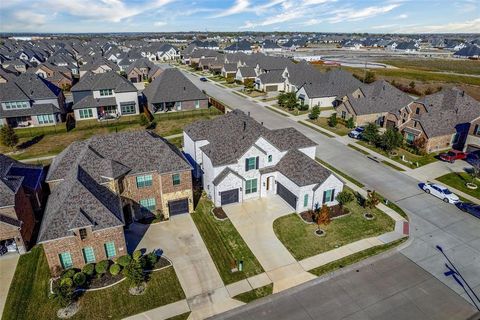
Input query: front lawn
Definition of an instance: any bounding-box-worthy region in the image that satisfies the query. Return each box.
[271,104,309,116]
[436,172,480,200]
[273,189,395,260]
[307,117,351,136]
[357,141,438,168]
[2,109,221,161]
[191,197,264,284]
[233,284,273,303]
[2,246,185,320]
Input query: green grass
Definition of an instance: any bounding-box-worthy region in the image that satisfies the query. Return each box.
[190,198,264,284]
[2,109,221,161]
[166,312,191,320]
[2,246,186,320]
[266,105,290,117]
[315,157,365,188]
[348,143,370,155]
[271,104,310,116]
[299,121,335,138]
[307,118,350,136]
[381,160,406,172]
[233,284,273,303]
[376,194,409,220]
[378,59,480,76]
[273,189,395,260]
[436,172,480,200]
[167,136,184,149]
[357,141,438,169]
[309,238,407,277]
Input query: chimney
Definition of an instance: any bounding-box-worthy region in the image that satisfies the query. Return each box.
[261,121,264,126]
[243,121,246,131]
[462,91,465,97]
[184,86,186,90]
[248,111,251,117]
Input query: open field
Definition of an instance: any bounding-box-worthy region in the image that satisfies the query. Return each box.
[378,58,480,76]
[1,109,221,160]
[2,246,185,320]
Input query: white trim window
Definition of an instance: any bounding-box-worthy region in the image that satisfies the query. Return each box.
[195,100,200,109]
[99,89,113,96]
[79,108,94,119]
[37,114,54,124]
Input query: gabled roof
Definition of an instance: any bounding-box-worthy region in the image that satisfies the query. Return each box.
[143,68,207,103]
[238,67,256,78]
[257,70,284,84]
[212,167,245,186]
[225,40,252,52]
[71,71,136,93]
[184,110,316,167]
[300,69,362,98]
[454,44,480,57]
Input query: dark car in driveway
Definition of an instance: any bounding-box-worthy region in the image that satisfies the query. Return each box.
[456,202,480,219]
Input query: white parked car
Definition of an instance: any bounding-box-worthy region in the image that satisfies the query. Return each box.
[348,126,364,139]
[422,183,460,204]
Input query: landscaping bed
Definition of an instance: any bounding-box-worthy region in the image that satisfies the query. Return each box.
[3,247,185,320]
[213,207,228,220]
[191,197,264,284]
[271,104,309,116]
[300,205,350,223]
[233,284,273,303]
[273,189,395,260]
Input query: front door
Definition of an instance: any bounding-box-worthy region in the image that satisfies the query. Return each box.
[266,176,275,194]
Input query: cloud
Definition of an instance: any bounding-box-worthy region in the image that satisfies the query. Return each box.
[13,11,46,26]
[327,4,400,23]
[45,0,174,22]
[212,0,251,18]
[397,18,480,33]
[154,21,167,27]
[397,13,408,19]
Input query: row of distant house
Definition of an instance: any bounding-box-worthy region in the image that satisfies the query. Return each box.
[184,48,480,155]
[1,109,344,275]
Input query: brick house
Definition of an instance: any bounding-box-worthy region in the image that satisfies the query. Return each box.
[38,131,193,274]
[397,88,480,153]
[143,68,208,113]
[0,155,45,254]
[125,58,163,83]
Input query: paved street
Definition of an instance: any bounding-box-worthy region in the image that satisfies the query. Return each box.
[179,68,480,306]
[209,253,478,320]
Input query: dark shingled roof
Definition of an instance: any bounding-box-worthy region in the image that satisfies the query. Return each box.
[71,71,136,93]
[143,68,207,104]
[257,70,284,84]
[301,69,362,98]
[412,87,480,138]
[273,149,333,187]
[72,95,117,109]
[184,110,316,166]
[39,131,192,242]
[0,214,22,228]
[238,67,256,78]
[346,80,413,115]
[223,63,238,72]
[212,167,245,186]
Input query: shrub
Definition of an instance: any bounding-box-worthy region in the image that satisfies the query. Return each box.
[308,106,320,120]
[328,113,338,127]
[82,263,95,277]
[146,252,158,269]
[346,117,355,129]
[364,70,376,84]
[139,114,149,127]
[61,269,76,280]
[60,277,73,288]
[298,103,309,111]
[53,281,76,307]
[379,128,403,153]
[95,260,109,276]
[336,191,354,207]
[109,263,121,276]
[116,254,132,267]
[73,272,86,287]
[362,123,380,145]
[123,260,145,287]
[132,250,143,261]
[0,125,19,150]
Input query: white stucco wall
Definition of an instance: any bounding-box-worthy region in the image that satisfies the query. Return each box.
[297,87,336,109]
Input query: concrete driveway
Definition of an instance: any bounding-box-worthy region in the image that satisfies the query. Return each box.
[0,254,19,315]
[223,196,316,293]
[126,214,243,319]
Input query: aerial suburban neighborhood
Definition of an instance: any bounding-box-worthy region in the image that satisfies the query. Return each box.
[0,1,480,320]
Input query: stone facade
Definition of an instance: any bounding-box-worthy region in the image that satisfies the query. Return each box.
[42,226,126,275]
[0,188,35,254]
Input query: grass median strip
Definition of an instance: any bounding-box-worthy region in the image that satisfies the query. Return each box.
[348,143,370,155]
[233,284,273,303]
[315,157,364,188]
[309,238,407,277]
[381,160,406,172]
[299,121,335,138]
[191,197,264,284]
[266,105,290,117]
[2,246,186,320]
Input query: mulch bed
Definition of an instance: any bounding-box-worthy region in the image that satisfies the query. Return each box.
[151,256,171,270]
[88,273,124,289]
[300,205,350,223]
[213,207,228,220]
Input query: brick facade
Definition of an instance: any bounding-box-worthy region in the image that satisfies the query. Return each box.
[0,188,35,254]
[42,226,126,275]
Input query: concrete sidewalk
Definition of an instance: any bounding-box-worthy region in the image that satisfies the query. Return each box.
[0,254,19,316]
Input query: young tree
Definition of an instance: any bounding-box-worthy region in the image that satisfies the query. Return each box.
[328,113,338,127]
[346,117,355,129]
[409,81,416,89]
[317,205,331,229]
[277,92,287,108]
[364,70,376,84]
[0,125,18,150]
[365,190,380,209]
[362,123,379,145]
[123,259,145,288]
[308,106,320,120]
[380,128,403,153]
[284,92,298,111]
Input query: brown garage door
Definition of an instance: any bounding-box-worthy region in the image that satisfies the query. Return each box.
[265,85,278,92]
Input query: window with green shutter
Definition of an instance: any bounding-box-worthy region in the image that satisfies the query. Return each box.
[172,173,181,186]
[140,198,156,213]
[136,174,153,188]
[246,157,257,171]
[82,247,96,263]
[245,178,257,194]
[322,189,335,204]
[59,252,73,269]
[104,242,116,258]
[304,194,309,207]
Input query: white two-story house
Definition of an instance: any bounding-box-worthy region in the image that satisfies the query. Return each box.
[71,71,139,121]
[183,110,344,212]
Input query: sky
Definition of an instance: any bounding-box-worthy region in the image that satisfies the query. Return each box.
[0,0,479,34]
